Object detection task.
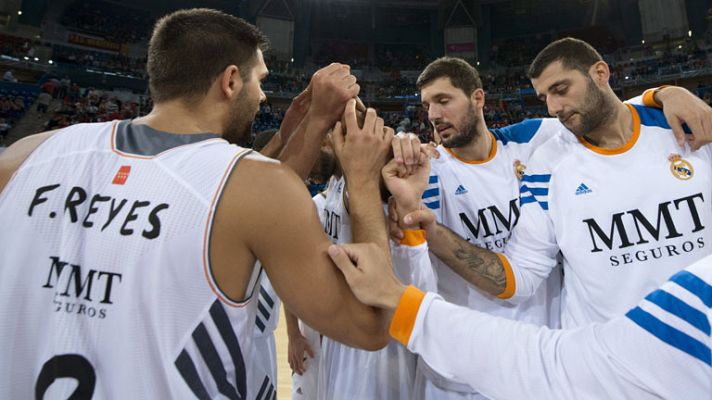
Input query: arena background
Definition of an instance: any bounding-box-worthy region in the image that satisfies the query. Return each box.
[0,0,709,397]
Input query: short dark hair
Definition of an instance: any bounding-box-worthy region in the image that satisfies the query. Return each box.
[416,57,482,96]
[147,8,269,103]
[527,37,603,79]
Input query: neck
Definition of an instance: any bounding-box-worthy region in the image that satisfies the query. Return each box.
[583,100,632,148]
[133,99,224,135]
[450,122,492,161]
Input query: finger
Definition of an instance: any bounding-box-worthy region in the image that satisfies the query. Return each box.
[693,113,712,151]
[389,219,405,241]
[363,108,377,134]
[355,96,367,113]
[388,197,399,222]
[668,116,687,149]
[404,209,436,227]
[392,135,405,164]
[375,117,385,139]
[351,83,361,98]
[409,133,421,165]
[295,357,304,375]
[331,121,345,152]
[342,99,358,135]
[401,133,415,168]
[383,126,395,147]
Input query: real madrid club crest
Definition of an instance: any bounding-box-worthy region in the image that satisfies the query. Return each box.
[669,153,694,180]
[514,160,526,181]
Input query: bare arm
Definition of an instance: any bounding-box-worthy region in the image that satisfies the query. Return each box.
[212,159,391,350]
[387,203,508,297]
[427,222,507,296]
[277,64,360,179]
[284,305,314,375]
[0,130,56,193]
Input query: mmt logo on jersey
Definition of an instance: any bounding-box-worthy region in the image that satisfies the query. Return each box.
[583,193,705,266]
[459,198,520,250]
[42,256,123,319]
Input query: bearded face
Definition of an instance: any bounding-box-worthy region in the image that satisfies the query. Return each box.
[222,74,263,146]
[438,101,480,148]
[561,76,617,137]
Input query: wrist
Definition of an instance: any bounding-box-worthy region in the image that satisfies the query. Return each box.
[343,173,381,190]
[304,110,332,133]
[287,329,303,338]
[383,282,408,311]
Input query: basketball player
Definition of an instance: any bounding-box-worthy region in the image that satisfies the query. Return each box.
[387,55,711,399]
[0,9,395,398]
[388,37,712,340]
[328,229,712,399]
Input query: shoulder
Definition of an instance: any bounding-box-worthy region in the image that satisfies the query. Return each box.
[491,118,562,145]
[630,104,671,130]
[524,131,576,174]
[0,129,59,192]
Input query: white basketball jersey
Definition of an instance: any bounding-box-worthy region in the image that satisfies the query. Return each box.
[0,120,275,399]
[507,104,712,328]
[417,119,563,398]
[317,176,417,400]
[423,119,561,325]
[291,192,328,400]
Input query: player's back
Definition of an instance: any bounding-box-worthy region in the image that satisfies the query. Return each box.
[0,120,270,398]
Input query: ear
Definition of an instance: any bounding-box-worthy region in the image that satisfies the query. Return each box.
[470,88,486,109]
[220,65,243,99]
[589,61,610,86]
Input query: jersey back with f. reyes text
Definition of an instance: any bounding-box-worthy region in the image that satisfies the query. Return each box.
[0,120,273,399]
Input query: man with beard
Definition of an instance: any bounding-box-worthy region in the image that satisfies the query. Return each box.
[0,9,396,399]
[388,54,712,399]
[389,36,712,377]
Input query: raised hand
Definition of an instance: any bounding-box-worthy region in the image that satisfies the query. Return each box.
[332,99,394,184]
[309,63,360,125]
[656,86,712,150]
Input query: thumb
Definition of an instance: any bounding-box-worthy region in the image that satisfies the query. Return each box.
[404,208,436,228]
[328,244,357,277]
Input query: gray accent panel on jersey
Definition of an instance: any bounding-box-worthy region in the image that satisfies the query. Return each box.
[115,119,220,156]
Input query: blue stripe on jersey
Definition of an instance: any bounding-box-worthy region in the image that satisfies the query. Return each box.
[429,175,438,184]
[422,188,439,199]
[670,270,712,307]
[520,185,548,196]
[424,200,440,210]
[645,290,711,335]
[520,196,536,205]
[490,118,543,145]
[632,104,691,133]
[539,201,549,210]
[626,306,711,366]
[522,174,551,183]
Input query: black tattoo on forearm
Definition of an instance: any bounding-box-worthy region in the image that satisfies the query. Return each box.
[434,224,506,295]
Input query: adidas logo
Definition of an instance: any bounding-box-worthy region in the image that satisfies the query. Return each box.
[575,183,592,195]
[455,185,468,195]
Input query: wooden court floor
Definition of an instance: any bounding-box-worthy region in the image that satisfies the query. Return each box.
[275,307,293,400]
